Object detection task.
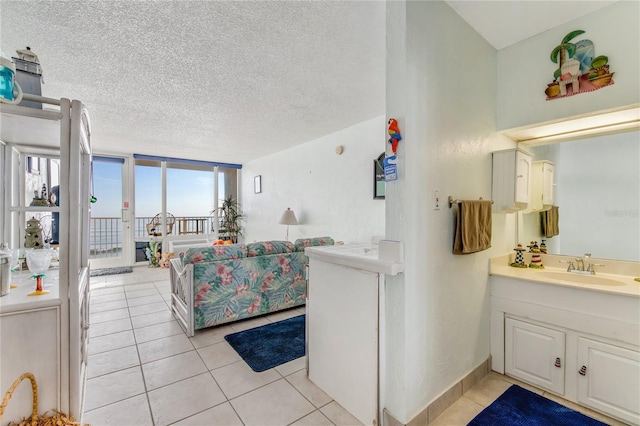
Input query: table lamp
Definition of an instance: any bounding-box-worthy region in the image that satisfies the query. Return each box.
[279,208,298,241]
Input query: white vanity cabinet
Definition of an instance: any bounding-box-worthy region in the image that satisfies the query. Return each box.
[505,317,565,395]
[491,273,640,425]
[1,98,91,425]
[523,160,554,213]
[492,148,533,213]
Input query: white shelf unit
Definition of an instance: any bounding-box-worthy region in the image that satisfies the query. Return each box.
[0,98,92,425]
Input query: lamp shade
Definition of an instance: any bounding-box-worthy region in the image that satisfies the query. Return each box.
[279,208,298,226]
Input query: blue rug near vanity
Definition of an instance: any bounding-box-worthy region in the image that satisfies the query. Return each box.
[224,314,305,372]
[468,385,608,426]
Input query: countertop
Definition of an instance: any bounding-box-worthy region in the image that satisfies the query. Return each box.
[0,269,61,314]
[490,253,640,298]
[305,242,404,275]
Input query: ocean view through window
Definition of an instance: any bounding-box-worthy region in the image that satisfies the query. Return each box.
[89,155,240,263]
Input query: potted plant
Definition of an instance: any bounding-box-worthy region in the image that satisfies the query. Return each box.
[211,195,244,243]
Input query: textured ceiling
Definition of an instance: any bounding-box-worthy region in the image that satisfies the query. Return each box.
[1,1,386,164]
[0,1,618,164]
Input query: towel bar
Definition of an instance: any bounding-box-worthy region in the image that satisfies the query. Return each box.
[448,196,493,208]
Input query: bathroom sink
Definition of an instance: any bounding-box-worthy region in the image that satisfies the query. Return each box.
[538,271,625,286]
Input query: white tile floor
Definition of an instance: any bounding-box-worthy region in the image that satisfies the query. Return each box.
[85,266,626,426]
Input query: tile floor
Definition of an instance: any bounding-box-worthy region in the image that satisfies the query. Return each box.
[85,266,626,426]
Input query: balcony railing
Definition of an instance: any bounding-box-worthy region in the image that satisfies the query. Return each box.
[90,216,215,259]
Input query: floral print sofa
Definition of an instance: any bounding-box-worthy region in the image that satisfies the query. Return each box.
[169,237,334,336]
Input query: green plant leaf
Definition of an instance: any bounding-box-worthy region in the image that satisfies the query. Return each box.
[561,29,585,44]
[591,55,609,68]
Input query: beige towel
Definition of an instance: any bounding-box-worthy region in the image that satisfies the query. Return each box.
[541,206,559,238]
[453,200,493,254]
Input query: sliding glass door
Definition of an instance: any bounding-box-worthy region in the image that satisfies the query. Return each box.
[89,156,132,269]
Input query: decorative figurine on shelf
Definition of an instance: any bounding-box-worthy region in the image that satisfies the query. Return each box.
[24,217,44,249]
[30,189,49,206]
[510,244,528,268]
[387,118,402,155]
[528,241,545,269]
[540,239,547,254]
[26,249,53,296]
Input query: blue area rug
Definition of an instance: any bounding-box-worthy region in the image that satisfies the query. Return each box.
[224,314,305,372]
[468,385,608,426]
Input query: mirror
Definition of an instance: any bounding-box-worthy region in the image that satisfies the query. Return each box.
[518,130,639,262]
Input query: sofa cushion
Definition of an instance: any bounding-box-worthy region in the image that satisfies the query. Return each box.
[294,237,335,252]
[246,240,294,257]
[182,244,248,264]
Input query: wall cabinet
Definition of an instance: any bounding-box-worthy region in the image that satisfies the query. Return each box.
[492,148,533,213]
[523,160,554,213]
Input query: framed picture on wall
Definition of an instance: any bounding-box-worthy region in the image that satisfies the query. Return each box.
[374,153,385,199]
[254,175,262,194]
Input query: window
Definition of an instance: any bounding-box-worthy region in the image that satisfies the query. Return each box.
[133,155,240,239]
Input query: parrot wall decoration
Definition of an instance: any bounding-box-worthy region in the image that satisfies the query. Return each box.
[387,118,402,154]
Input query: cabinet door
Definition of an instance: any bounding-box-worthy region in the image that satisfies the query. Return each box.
[576,337,640,425]
[514,151,532,204]
[505,317,565,394]
[541,162,554,206]
[0,308,60,426]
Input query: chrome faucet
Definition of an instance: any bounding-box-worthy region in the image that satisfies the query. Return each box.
[560,253,604,275]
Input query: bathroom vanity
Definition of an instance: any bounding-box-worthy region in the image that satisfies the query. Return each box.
[489,253,640,425]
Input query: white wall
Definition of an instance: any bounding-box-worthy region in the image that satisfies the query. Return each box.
[497,1,640,130]
[385,2,516,422]
[241,116,385,244]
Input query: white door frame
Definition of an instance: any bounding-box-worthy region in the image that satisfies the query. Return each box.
[89,155,134,269]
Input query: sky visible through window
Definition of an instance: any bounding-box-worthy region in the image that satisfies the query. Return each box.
[92,161,222,218]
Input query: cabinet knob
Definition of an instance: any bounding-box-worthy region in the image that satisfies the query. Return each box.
[579,365,587,376]
[555,357,561,368]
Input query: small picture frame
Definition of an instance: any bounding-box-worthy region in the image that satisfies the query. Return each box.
[254,175,262,194]
[373,153,385,199]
